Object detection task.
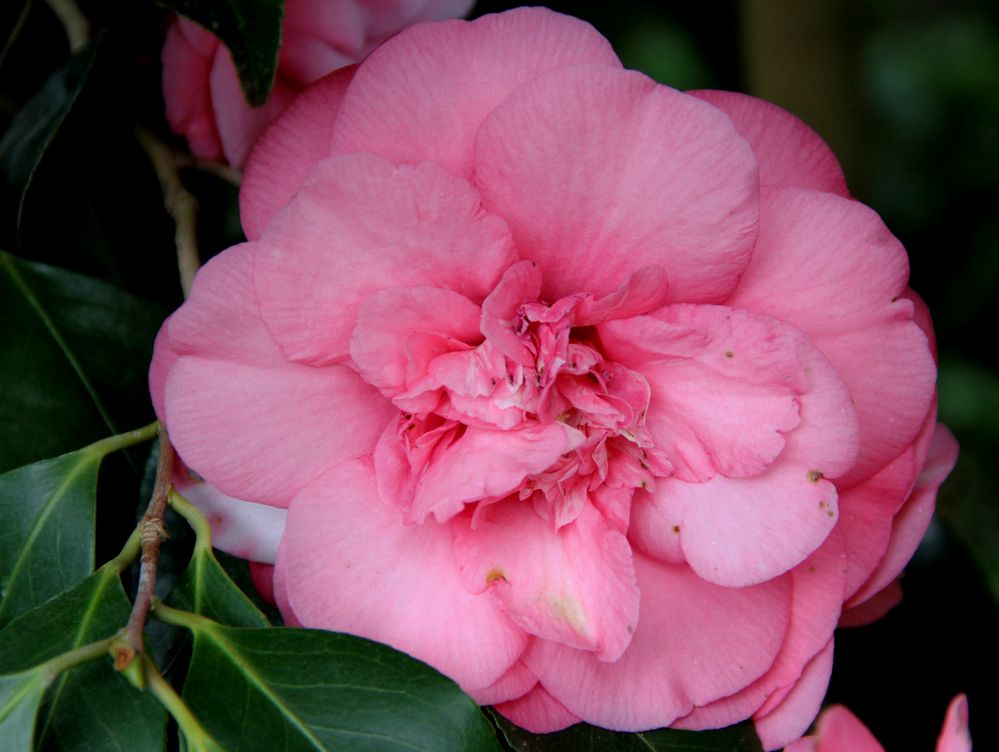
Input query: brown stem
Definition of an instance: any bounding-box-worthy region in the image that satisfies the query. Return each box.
[135,126,201,298]
[114,427,175,672]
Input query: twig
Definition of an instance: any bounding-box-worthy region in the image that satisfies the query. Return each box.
[135,126,201,298]
[45,0,89,53]
[182,155,242,188]
[114,426,175,672]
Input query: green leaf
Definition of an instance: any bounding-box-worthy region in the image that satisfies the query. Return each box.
[0,252,164,472]
[0,668,47,751]
[158,0,285,106]
[168,544,270,629]
[0,450,101,626]
[0,39,100,240]
[0,425,155,626]
[0,566,166,750]
[171,612,501,752]
[489,712,764,752]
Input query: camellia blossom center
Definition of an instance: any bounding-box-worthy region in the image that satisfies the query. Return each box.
[367,260,674,533]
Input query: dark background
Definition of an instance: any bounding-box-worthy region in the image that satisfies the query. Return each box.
[1,1,996,749]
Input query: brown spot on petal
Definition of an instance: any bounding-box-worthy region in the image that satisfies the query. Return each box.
[724,350,734,359]
[672,525,681,534]
[827,510,836,518]
[486,568,508,585]
[808,565,817,573]
[807,470,824,483]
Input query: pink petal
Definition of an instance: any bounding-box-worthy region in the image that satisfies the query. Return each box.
[480,260,542,367]
[753,639,834,751]
[159,246,394,505]
[691,91,848,197]
[329,7,620,178]
[350,286,481,397]
[649,465,839,587]
[467,660,537,706]
[836,448,918,601]
[474,65,758,303]
[847,424,958,607]
[625,322,857,586]
[253,152,516,366]
[453,502,639,662]
[249,562,275,605]
[674,528,846,730]
[279,458,527,692]
[493,684,580,734]
[406,423,582,524]
[600,305,806,482]
[149,326,177,423]
[209,43,297,168]
[838,579,902,627]
[811,705,884,752]
[241,66,354,241]
[524,554,791,731]
[726,188,937,486]
[937,694,972,752]
[176,478,287,563]
[165,356,392,506]
[161,18,223,161]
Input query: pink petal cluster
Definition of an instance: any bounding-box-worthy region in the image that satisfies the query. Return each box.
[161,0,473,167]
[785,695,971,752]
[150,8,958,749]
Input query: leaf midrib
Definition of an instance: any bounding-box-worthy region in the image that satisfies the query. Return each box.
[0,451,97,623]
[0,253,117,439]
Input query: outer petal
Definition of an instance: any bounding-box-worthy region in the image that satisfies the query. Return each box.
[467,661,537,706]
[524,554,791,731]
[691,91,848,197]
[329,7,620,178]
[847,425,959,607]
[279,458,527,691]
[160,247,394,505]
[241,66,355,241]
[675,528,846,731]
[726,188,936,486]
[753,639,835,751]
[177,479,287,563]
[937,695,972,752]
[209,44,297,168]
[254,153,516,366]
[493,684,580,734]
[162,18,223,160]
[475,65,759,302]
[453,502,639,662]
[810,706,885,752]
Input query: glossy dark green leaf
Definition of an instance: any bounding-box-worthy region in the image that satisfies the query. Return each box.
[0,566,166,750]
[490,712,764,752]
[0,252,164,472]
[158,0,284,105]
[178,619,502,751]
[0,668,47,751]
[0,39,99,239]
[167,543,270,629]
[0,450,101,626]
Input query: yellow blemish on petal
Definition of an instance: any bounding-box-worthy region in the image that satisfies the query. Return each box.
[548,593,589,636]
[807,470,824,483]
[485,568,507,586]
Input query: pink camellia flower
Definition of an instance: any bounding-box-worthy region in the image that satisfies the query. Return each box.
[161,0,474,167]
[784,694,972,752]
[150,8,958,749]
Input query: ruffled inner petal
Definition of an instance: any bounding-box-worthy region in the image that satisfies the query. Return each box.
[453,502,639,662]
